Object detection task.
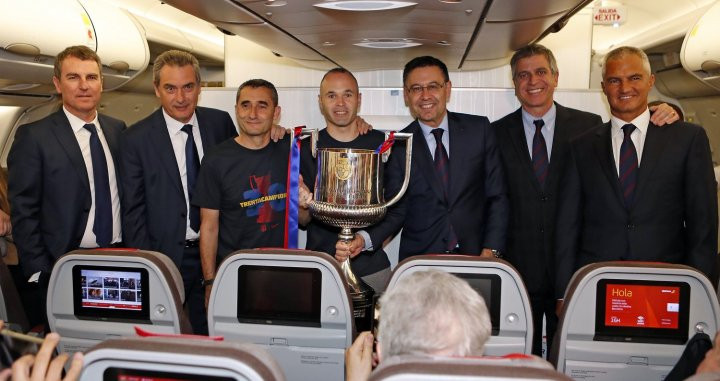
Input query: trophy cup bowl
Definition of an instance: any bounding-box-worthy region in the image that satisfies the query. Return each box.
[302,130,413,331]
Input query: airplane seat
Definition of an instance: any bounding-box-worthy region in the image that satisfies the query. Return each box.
[368,354,572,380]
[80,336,285,381]
[47,249,192,353]
[0,258,30,333]
[208,248,354,381]
[386,254,533,355]
[550,261,720,381]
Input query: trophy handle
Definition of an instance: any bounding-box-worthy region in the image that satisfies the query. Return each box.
[382,132,413,208]
[295,128,318,158]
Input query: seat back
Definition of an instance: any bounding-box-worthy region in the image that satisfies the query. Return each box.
[550,261,720,381]
[369,354,571,380]
[387,255,533,355]
[208,248,354,381]
[47,249,191,353]
[80,336,285,381]
[0,259,29,332]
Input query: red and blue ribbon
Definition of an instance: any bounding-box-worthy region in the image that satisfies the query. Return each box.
[374,131,396,154]
[284,126,304,248]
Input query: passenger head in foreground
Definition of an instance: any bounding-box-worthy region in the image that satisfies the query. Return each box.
[346,270,492,381]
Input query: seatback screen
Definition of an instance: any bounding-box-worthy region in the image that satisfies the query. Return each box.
[72,265,150,322]
[104,368,234,381]
[594,279,689,344]
[454,273,501,335]
[237,265,321,327]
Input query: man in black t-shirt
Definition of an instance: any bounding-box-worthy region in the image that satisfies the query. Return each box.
[194,79,310,305]
[300,68,392,292]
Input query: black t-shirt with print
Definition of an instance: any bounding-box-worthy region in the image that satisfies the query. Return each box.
[193,135,290,260]
[300,128,391,277]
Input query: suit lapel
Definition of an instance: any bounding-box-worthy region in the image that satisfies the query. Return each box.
[98,114,120,165]
[50,110,90,192]
[506,108,541,192]
[410,121,446,203]
[546,104,571,190]
[635,122,669,202]
[195,107,213,154]
[593,122,624,206]
[149,109,184,193]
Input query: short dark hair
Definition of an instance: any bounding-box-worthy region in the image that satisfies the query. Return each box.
[402,56,450,86]
[236,79,279,105]
[54,45,102,79]
[321,67,358,88]
[510,44,559,79]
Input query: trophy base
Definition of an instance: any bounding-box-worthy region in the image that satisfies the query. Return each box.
[350,282,375,333]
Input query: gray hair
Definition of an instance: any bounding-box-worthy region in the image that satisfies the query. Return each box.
[602,46,652,78]
[153,50,201,86]
[378,270,492,360]
[510,44,559,79]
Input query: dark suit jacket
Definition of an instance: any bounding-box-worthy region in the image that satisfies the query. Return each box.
[367,111,508,261]
[8,109,126,278]
[555,120,718,298]
[492,104,602,295]
[120,107,237,268]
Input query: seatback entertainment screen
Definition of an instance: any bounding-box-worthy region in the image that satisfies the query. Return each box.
[72,265,150,322]
[237,265,321,327]
[454,273,501,335]
[103,368,234,381]
[594,279,689,344]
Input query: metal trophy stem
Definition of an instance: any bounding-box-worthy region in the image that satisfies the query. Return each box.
[301,129,413,331]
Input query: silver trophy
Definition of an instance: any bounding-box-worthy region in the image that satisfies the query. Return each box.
[303,130,413,299]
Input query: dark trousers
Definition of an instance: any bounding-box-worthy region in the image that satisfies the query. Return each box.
[530,287,558,358]
[180,246,208,335]
[9,265,48,332]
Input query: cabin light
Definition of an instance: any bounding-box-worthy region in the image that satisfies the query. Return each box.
[354,38,422,48]
[438,0,462,3]
[437,40,451,46]
[314,1,417,11]
[265,0,287,6]
[322,41,336,46]
[0,83,41,91]
[612,22,620,28]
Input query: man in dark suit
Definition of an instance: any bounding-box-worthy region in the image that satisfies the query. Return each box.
[120,50,237,334]
[492,44,603,356]
[555,46,718,304]
[9,45,125,327]
[337,56,508,262]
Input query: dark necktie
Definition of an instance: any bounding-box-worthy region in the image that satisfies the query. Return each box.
[83,123,112,247]
[532,119,549,188]
[619,124,638,209]
[431,128,457,251]
[181,124,201,232]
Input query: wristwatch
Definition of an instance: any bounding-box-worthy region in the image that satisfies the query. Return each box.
[490,249,503,259]
[201,277,215,287]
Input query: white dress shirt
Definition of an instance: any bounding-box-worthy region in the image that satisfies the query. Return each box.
[163,109,204,240]
[610,108,650,175]
[521,104,556,161]
[64,107,122,247]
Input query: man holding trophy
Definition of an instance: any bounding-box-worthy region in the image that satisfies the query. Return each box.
[300,68,393,293]
[337,56,509,261]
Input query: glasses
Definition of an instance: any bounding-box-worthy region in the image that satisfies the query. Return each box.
[407,82,446,95]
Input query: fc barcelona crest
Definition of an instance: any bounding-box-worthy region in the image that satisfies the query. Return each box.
[336,157,352,181]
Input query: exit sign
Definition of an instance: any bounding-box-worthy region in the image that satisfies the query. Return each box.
[593,6,627,25]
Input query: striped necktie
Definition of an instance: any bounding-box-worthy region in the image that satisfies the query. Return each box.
[619,124,638,209]
[532,119,549,188]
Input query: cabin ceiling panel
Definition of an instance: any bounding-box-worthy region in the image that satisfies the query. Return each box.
[486,0,586,22]
[161,0,262,24]
[164,0,592,71]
